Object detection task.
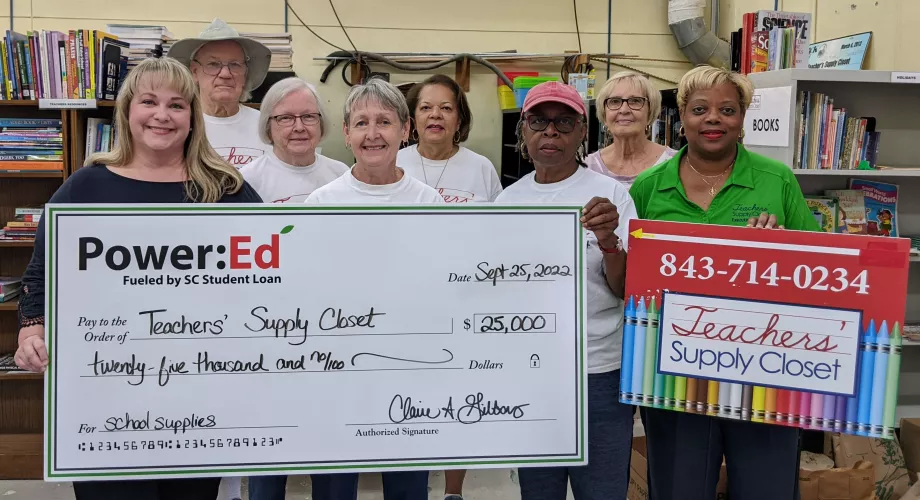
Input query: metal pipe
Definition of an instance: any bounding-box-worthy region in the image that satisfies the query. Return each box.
[606,0,612,79]
[711,0,719,37]
[9,0,12,31]
[284,0,289,33]
[668,0,730,68]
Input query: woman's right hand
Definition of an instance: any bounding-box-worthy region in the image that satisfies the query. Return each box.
[15,325,47,372]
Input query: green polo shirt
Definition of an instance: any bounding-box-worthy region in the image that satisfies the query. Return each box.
[629,144,819,232]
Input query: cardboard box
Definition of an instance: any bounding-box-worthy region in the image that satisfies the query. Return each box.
[901,418,920,482]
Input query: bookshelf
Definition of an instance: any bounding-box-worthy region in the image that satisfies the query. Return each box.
[747,69,920,428]
[0,101,70,479]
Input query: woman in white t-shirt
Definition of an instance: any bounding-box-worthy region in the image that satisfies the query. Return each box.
[305,77,437,500]
[585,71,677,187]
[496,81,636,500]
[397,75,501,203]
[239,78,348,204]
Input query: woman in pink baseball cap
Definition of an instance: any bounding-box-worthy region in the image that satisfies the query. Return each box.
[496,80,636,500]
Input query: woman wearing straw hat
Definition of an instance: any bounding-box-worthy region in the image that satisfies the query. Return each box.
[168,18,272,169]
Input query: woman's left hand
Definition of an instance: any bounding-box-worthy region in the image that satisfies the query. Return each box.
[747,212,784,230]
[582,197,621,249]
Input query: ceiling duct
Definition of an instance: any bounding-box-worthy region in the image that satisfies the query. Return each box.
[668,0,731,68]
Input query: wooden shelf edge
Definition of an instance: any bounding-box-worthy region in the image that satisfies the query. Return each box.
[0,432,43,480]
[0,240,35,247]
[0,170,63,179]
[0,371,42,380]
[0,298,18,310]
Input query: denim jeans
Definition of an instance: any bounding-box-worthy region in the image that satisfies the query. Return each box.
[248,475,287,500]
[309,471,430,500]
[519,370,634,500]
[641,406,802,499]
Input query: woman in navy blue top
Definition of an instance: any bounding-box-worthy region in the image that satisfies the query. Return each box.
[14,57,261,500]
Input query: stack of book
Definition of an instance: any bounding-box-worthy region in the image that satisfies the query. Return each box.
[85,116,114,158]
[730,10,810,74]
[792,91,880,170]
[0,29,134,101]
[805,179,898,237]
[104,24,173,72]
[0,352,26,373]
[0,117,63,173]
[0,276,21,302]
[0,207,41,241]
[239,32,293,71]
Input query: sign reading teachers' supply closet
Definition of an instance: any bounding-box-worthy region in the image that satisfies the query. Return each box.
[44,204,588,481]
[621,219,909,439]
[742,86,792,148]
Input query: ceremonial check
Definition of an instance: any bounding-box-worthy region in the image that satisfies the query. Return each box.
[44,205,587,481]
[621,219,909,439]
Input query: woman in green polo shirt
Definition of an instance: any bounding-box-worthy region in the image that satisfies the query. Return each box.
[629,65,819,500]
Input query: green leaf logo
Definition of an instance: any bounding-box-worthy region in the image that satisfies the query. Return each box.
[280,225,295,234]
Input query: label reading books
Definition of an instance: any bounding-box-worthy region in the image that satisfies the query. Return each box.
[44,205,587,480]
[742,86,792,147]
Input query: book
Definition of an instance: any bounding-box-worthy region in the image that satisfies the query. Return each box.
[825,189,868,234]
[805,196,838,233]
[849,179,898,237]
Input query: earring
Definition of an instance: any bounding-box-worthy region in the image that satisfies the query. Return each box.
[739,129,746,139]
[678,126,685,137]
[454,130,461,144]
[345,143,352,151]
[411,129,419,142]
[519,140,529,160]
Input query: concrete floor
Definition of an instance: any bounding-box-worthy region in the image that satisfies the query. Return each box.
[0,469,539,499]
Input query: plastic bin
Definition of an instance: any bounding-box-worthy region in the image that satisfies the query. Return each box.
[513,76,559,108]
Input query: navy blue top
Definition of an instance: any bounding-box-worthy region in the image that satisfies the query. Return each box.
[18,164,262,322]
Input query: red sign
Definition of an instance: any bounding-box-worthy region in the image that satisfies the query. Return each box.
[621,219,909,439]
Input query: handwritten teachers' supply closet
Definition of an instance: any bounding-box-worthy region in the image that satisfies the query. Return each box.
[621,219,910,438]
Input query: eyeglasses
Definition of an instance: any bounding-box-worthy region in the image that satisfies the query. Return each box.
[524,115,583,134]
[605,97,648,111]
[194,59,247,76]
[271,113,321,127]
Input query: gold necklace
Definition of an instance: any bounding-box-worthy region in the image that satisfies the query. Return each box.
[685,157,734,197]
[419,147,452,189]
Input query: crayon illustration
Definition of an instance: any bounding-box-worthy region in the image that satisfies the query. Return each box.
[707,380,719,415]
[882,323,902,438]
[870,321,890,437]
[674,376,687,412]
[811,392,824,429]
[696,378,709,414]
[685,378,698,413]
[742,385,753,421]
[834,395,847,433]
[845,393,858,434]
[799,391,811,427]
[643,298,658,404]
[775,390,789,424]
[647,298,663,406]
[664,373,675,409]
[631,298,647,405]
[718,381,731,417]
[621,297,636,402]
[764,387,777,423]
[822,395,836,430]
[752,386,766,423]
[787,391,800,427]
[729,383,743,419]
[857,320,877,436]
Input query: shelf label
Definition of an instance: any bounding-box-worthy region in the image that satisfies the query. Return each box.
[39,98,97,109]
[891,72,920,84]
[742,86,792,148]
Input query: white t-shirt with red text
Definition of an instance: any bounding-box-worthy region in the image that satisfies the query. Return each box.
[203,105,266,169]
[397,145,502,203]
[240,151,349,203]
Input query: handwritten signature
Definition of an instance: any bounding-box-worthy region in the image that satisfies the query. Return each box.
[387,393,529,424]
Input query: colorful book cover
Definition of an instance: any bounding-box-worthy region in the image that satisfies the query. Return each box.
[750,31,769,73]
[849,179,898,237]
[806,196,838,233]
[825,189,868,234]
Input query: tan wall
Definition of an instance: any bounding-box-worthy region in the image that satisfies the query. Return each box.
[0,0,698,166]
[719,0,913,73]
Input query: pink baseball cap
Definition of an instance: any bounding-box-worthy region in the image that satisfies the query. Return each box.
[522,81,588,117]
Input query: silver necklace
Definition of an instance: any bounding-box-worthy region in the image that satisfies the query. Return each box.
[419,147,452,189]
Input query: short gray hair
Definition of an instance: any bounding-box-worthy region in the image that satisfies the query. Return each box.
[343,77,410,128]
[258,77,328,144]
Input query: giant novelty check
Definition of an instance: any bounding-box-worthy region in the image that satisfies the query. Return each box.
[44,205,587,480]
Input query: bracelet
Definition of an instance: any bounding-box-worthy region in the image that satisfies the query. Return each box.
[20,315,44,327]
[597,239,622,254]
